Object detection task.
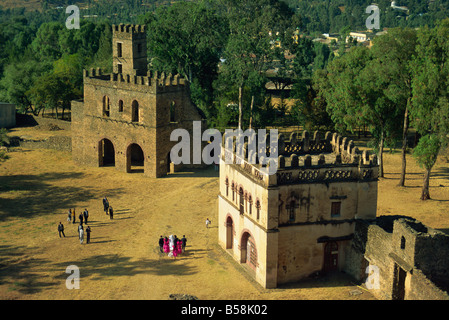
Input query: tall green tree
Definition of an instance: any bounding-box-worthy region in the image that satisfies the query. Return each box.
[369,27,417,186]
[318,45,404,177]
[410,19,449,200]
[219,0,298,129]
[141,0,228,110]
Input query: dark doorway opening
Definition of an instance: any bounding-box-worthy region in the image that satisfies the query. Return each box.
[323,241,339,273]
[392,264,407,300]
[99,139,115,167]
[127,143,144,173]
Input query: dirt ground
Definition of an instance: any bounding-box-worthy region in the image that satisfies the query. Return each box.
[0,124,448,300]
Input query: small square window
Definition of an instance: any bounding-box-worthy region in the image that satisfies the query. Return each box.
[331,202,341,217]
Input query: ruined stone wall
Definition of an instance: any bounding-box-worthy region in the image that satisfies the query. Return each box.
[362,217,449,300]
[364,223,394,300]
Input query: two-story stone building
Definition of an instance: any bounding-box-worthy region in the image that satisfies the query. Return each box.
[71,24,205,177]
[218,130,379,288]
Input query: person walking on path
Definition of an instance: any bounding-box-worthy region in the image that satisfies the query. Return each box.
[78,224,84,244]
[58,222,65,238]
[86,226,91,244]
[159,236,164,253]
[103,197,109,215]
[72,208,76,224]
[83,209,89,224]
[109,206,114,219]
[206,218,211,228]
[79,212,84,225]
[67,209,72,223]
[181,235,187,253]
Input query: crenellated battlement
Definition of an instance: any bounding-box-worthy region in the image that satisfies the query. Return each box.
[112,24,146,36]
[221,130,379,186]
[83,68,188,92]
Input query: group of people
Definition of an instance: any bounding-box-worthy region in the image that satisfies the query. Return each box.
[58,207,92,244]
[58,196,114,244]
[103,196,114,219]
[159,235,187,259]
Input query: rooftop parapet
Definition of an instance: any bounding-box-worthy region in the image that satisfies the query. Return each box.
[83,68,188,91]
[112,24,147,37]
[221,130,379,186]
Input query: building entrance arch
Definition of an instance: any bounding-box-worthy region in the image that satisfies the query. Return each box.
[126,143,144,173]
[240,231,257,269]
[99,138,115,167]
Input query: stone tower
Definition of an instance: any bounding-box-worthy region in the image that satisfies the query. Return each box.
[112,24,148,76]
[71,24,206,178]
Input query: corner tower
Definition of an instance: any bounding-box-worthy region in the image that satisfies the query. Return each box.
[112,24,148,76]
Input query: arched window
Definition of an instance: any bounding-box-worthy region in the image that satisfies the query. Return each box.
[231,182,235,201]
[255,200,261,220]
[239,187,244,215]
[225,178,229,197]
[118,100,124,112]
[248,195,253,215]
[103,96,110,117]
[132,100,139,122]
[400,236,406,250]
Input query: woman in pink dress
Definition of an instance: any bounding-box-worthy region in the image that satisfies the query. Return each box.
[163,237,169,254]
[177,241,182,255]
[173,243,178,259]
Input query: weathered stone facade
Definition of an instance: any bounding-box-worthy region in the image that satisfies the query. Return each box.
[71,24,205,177]
[218,130,449,299]
[348,216,449,300]
[218,131,379,288]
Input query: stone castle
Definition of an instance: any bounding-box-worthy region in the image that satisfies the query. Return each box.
[71,24,205,177]
[70,23,449,300]
[218,130,449,299]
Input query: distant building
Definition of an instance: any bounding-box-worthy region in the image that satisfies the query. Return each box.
[0,103,16,128]
[391,1,409,13]
[347,31,373,43]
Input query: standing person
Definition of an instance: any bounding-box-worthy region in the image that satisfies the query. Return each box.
[159,236,164,253]
[176,240,182,256]
[181,235,187,253]
[58,222,65,238]
[83,209,89,224]
[163,237,169,254]
[86,226,91,244]
[79,212,84,225]
[72,208,76,224]
[109,206,113,219]
[206,218,211,228]
[67,209,72,223]
[169,235,174,252]
[103,197,109,215]
[172,241,178,259]
[78,224,84,244]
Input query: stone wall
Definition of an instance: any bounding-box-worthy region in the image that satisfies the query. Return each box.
[358,216,449,300]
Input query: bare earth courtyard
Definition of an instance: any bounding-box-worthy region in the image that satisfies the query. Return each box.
[0,124,448,300]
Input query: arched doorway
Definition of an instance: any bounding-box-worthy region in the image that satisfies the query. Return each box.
[240,231,257,269]
[127,143,144,173]
[226,216,233,249]
[323,241,339,273]
[99,139,115,166]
